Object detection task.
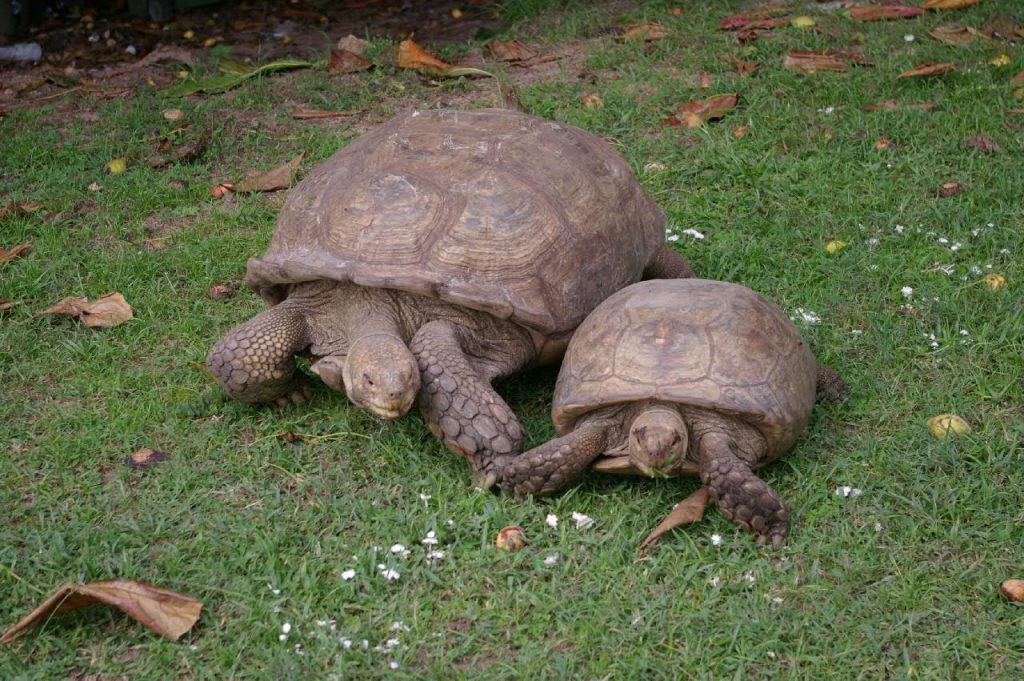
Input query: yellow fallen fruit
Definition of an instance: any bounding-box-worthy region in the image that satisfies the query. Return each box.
[451,7,463,19]
[163,109,184,121]
[927,414,971,439]
[495,526,527,551]
[984,273,1006,290]
[1000,579,1024,602]
[825,240,846,255]
[791,16,816,29]
[988,54,1011,67]
[183,30,195,40]
[581,93,603,109]
[104,158,127,175]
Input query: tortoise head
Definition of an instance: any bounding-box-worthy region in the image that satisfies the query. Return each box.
[312,334,420,420]
[627,405,688,477]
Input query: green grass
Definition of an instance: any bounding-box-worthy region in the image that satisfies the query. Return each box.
[2,0,1023,677]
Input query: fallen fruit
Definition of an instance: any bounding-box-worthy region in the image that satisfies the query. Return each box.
[104,158,127,175]
[163,109,184,121]
[984,273,1006,290]
[581,93,603,109]
[927,414,971,439]
[495,526,528,551]
[825,240,846,255]
[790,16,816,29]
[1000,579,1024,602]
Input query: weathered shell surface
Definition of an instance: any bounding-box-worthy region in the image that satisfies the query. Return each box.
[553,279,817,459]
[245,108,666,341]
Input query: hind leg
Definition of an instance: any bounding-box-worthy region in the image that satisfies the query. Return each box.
[698,432,787,548]
[643,243,696,279]
[207,304,313,406]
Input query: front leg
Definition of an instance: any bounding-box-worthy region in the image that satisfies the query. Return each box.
[643,243,696,279]
[410,320,525,489]
[207,303,313,406]
[501,421,611,497]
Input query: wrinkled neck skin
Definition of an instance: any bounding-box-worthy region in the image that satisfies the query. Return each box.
[580,400,768,470]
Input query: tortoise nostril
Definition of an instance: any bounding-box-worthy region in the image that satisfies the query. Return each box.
[364,373,375,387]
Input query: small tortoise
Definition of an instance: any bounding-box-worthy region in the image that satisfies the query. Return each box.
[503,278,844,546]
[207,108,693,487]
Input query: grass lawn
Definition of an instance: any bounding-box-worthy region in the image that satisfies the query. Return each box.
[2,0,1023,677]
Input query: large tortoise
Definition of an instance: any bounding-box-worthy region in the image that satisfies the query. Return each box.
[503,278,844,546]
[207,108,694,487]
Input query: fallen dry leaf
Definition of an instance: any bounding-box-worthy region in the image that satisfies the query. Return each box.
[980,15,1024,39]
[621,22,670,41]
[783,51,848,74]
[395,38,492,78]
[965,135,1002,152]
[984,273,1007,290]
[898,62,956,78]
[0,200,44,219]
[922,0,981,9]
[126,448,170,469]
[336,34,369,56]
[928,25,980,46]
[0,299,23,312]
[639,488,710,552]
[1011,70,1024,85]
[292,107,360,120]
[328,48,373,74]
[730,57,760,76]
[0,239,32,264]
[875,138,895,150]
[581,93,603,109]
[862,100,938,111]
[849,5,924,21]
[207,282,239,300]
[36,293,133,328]
[1,580,201,644]
[486,39,537,62]
[1000,579,1024,602]
[235,154,304,193]
[665,93,739,127]
[719,15,790,31]
[938,181,966,197]
[698,70,713,89]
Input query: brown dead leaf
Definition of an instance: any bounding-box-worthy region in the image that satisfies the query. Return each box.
[898,62,957,78]
[719,15,790,31]
[292,107,359,120]
[664,93,739,128]
[328,49,373,74]
[783,51,849,74]
[36,293,133,328]
[875,138,895,150]
[207,282,239,300]
[0,239,32,264]
[1,580,201,644]
[862,99,938,111]
[1011,108,1024,114]
[486,39,537,62]
[938,181,966,197]
[621,23,670,41]
[234,154,304,193]
[395,38,493,78]
[126,448,170,469]
[1011,70,1024,85]
[698,70,713,89]
[639,488,710,552]
[581,93,603,109]
[0,299,23,312]
[336,34,369,55]
[980,15,1024,39]
[849,5,924,21]
[0,200,44,219]
[965,135,1002,152]
[929,25,980,46]
[922,0,981,9]
[730,57,760,76]
[1001,579,1024,602]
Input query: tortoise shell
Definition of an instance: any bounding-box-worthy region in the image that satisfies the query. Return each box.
[553,279,818,460]
[245,108,666,347]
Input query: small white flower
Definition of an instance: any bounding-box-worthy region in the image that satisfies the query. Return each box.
[971,228,981,237]
[421,530,438,546]
[938,237,949,244]
[390,661,400,670]
[545,513,559,529]
[278,634,288,642]
[987,222,994,228]
[936,265,954,276]
[571,512,595,529]
[543,554,559,566]
[281,623,292,635]
[895,224,904,234]
[999,248,1010,255]
[969,264,983,275]
[267,582,281,596]
[743,571,756,585]
[378,564,401,581]
[341,569,356,581]
[950,242,962,252]
[294,643,304,656]
[426,550,446,562]
[645,162,667,172]
[708,576,722,587]
[819,106,835,115]
[835,486,863,498]
[867,237,879,247]
[710,533,723,546]
[959,329,969,336]
[901,286,913,298]
[340,637,353,650]
[682,228,706,240]
[447,519,455,527]
[391,621,411,633]
[667,234,680,242]
[904,34,915,42]
[419,492,431,502]
[793,308,820,324]
[767,651,777,659]
[767,595,784,606]
[851,329,863,335]
[874,522,884,533]
[376,637,400,652]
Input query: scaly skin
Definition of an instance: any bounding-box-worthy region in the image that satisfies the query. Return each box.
[816,364,849,403]
[503,420,612,496]
[206,302,314,405]
[643,244,696,280]
[698,431,787,548]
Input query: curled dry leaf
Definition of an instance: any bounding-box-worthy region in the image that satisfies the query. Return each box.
[0,200,44,219]
[126,448,170,469]
[639,488,710,553]
[929,25,980,46]
[328,48,373,74]
[621,22,670,41]
[898,62,956,78]
[235,154,304,193]
[1011,70,1024,85]
[581,93,603,109]
[984,273,1007,290]
[783,51,848,74]
[1000,579,1024,602]
[849,5,924,21]
[729,57,760,76]
[0,239,32,264]
[980,15,1024,39]
[36,292,133,328]
[862,100,937,111]
[395,38,493,78]
[719,15,789,31]
[938,181,965,197]
[486,39,537,62]
[922,0,981,9]
[665,93,739,128]
[698,70,713,89]
[336,34,369,56]
[207,281,239,300]
[0,579,201,644]
[0,299,23,312]
[965,135,1002,152]
[292,107,359,120]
